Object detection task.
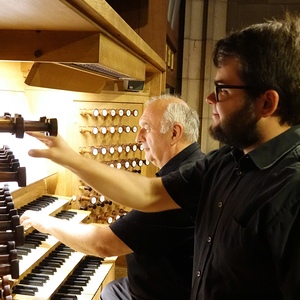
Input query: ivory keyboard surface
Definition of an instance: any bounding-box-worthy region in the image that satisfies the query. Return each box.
[13,248,85,299]
[17,209,90,275]
[13,245,114,299]
[79,263,114,299]
[52,258,114,300]
[17,195,70,217]
[11,195,115,299]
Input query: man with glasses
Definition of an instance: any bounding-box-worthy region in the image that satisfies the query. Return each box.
[22,13,300,300]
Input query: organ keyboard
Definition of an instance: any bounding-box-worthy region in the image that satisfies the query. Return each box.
[17,208,89,275]
[52,257,114,300]
[9,192,116,299]
[13,244,114,299]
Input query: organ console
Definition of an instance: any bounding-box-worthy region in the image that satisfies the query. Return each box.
[0,112,119,299]
[0,102,151,299]
[0,0,171,295]
[10,193,116,299]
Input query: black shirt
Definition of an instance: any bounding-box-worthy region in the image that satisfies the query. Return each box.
[162,126,300,300]
[110,142,204,300]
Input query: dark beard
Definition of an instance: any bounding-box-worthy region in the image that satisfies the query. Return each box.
[209,100,261,149]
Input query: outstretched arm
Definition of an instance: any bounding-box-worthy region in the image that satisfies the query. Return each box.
[26,133,179,212]
[20,210,132,257]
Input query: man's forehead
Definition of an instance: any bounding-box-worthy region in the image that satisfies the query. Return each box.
[139,118,148,126]
[214,60,242,83]
[139,112,160,128]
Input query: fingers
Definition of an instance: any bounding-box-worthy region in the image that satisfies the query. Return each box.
[26,132,47,138]
[20,210,35,222]
[28,149,51,158]
[26,132,59,158]
[26,132,57,145]
[20,210,35,229]
[21,219,32,230]
[20,210,45,229]
[26,132,74,164]
[26,132,52,141]
[20,211,52,234]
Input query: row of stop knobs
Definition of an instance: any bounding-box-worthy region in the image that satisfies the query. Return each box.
[80,108,139,118]
[77,192,129,223]
[80,125,138,135]
[80,143,143,156]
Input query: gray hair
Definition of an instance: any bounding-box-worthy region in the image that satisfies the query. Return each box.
[147,94,200,142]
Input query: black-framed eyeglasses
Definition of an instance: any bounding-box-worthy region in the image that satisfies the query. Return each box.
[214,84,254,102]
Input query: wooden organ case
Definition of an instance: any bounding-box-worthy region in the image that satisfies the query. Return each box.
[0,0,166,298]
[1,93,157,299]
[0,106,156,297]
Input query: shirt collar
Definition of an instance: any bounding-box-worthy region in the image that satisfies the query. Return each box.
[156,142,201,177]
[235,125,300,170]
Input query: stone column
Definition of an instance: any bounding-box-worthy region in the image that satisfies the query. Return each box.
[182,0,227,153]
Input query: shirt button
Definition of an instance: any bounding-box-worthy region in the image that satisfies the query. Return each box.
[196,270,201,277]
[236,169,243,176]
[218,201,223,208]
[207,236,212,243]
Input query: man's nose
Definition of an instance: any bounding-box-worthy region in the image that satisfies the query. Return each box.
[206,92,217,105]
[135,129,144,143]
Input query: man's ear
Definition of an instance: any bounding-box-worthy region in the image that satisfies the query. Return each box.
[259,90,280,117]
[171,123,184,145]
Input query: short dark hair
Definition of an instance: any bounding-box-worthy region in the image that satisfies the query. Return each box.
[213,13,300,126]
